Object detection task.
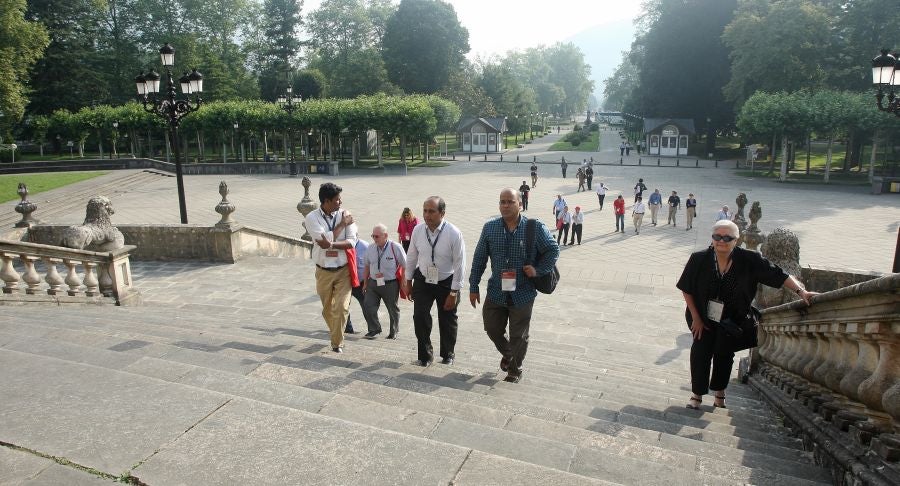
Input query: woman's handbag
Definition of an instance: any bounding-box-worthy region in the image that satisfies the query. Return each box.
[714,307,761,353]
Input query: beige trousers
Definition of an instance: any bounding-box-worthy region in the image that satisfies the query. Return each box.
[315,266,352,348]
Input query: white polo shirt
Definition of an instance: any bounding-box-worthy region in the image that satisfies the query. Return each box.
[305,208,358,268]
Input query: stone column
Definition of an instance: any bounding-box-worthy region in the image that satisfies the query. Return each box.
[296,176,319,243]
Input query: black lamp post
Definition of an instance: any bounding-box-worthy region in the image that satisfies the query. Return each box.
[277,86,302,176]
[872,49,900,116]
[135,43,203,224]
[112,121,119,159]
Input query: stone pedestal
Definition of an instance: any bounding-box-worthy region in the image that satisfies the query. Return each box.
[296,177,318,243]
[215,181,237,228]
[14,183,39,228]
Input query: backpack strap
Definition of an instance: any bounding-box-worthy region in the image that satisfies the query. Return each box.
[525,218,536,266]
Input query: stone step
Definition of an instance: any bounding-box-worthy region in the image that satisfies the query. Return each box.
[0,170,167,228]
[0,348,616,486]
[0,335,829,485]
[0,306,775,431]
[0,320,817,469]
[0,308,772,422]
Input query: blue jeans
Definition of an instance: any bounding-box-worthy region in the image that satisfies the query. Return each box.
[615,214,624,231]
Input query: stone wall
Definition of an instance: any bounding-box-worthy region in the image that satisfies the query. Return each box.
[26,224,310,263]
[0,158,340,176]
[800,265,885,293]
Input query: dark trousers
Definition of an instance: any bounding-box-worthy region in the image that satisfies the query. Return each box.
[689,326,734,395]
[615,214,624,231]
[412,273,458,362]
[483,298,533,374]
[587,176,592,190]
[561,167,567,178]
[521,194,528,210]
[597,194,605,209]
[569,223,582,244]
[557,223,569,244]
[346,285,365,332]
[401,240,410,253]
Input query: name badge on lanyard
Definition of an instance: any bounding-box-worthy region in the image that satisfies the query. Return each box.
[425,224,443,284]
[425,265,439,284]
[501,269,516,291]
[707,299,724,323]
[375,272,386,286]
[321,210,341,264]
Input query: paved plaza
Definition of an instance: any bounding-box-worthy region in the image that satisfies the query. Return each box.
[6,130,897,284]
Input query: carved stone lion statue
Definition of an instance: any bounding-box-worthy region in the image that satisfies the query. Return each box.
[60,196,125,251]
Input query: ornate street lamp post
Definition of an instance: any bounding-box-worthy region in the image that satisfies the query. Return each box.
[277,86,302,176]
[134,43,203,224]
[872,49,900,116]
[111,121,119,159]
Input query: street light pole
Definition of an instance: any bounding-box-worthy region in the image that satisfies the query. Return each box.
[111,121,119,159]
[277,86,302,176]
[135,43,203,224]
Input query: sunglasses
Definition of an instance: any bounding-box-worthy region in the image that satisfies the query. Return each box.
[711,234,737,242]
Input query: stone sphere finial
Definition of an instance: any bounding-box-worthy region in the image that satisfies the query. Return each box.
[215,181,237,227]
[14,182,39,228]
[297,176,319,242]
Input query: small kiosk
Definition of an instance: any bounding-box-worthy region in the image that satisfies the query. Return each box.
[457,117,507,153]
[643,118,695,157]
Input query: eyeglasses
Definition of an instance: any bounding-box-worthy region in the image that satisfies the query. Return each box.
[711,234,737,242]
[499,199,517,205]
[371,234,384,238]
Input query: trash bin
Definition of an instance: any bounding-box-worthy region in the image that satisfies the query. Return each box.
[872,177,883,195]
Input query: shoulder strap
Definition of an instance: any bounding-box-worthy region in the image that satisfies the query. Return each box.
[525,218,536,265]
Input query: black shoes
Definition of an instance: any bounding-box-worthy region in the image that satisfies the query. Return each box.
[503,371,522,383]
[386,333,397,339]
[500,357,510,372]
[364,331,380,339]
[441,357,454,365]
[418,359,432,367]
[344,328,356,334]
[332,347,343,354]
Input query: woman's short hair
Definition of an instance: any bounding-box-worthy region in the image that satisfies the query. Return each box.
[712,220,739,237]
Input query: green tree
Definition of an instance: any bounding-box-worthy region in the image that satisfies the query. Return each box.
[722,0,832,109]
[254,0,304,100]
[294,68,326,99]
[438,67,496,117]
[0,0,49,135]
[381,0,469,94]
[602,50,639,111]
[543,43,594,116]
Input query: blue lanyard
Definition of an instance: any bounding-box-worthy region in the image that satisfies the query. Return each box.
[320,209,336,232]
[376,242,388,271]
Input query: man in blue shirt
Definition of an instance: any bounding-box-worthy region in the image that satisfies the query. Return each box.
[648,189,662,226]
[469,188,560,383]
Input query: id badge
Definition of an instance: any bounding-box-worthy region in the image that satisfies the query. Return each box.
[707,299,724,323]
[375,273,386,286]
[324,249,339,265]
[425,265,439,284]
[501,269,516,291]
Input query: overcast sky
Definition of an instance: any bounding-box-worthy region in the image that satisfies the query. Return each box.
[302,0,643,60]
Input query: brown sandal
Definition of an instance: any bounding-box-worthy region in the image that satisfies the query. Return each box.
[713,394,726,409]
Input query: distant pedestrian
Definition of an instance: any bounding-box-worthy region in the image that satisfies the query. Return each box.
[552,194,567,220]
[685,194,698,230]
[619,141,626,156]
[518,180,530,211]
[585,165,594,190]
[530,162,538,187]
[648,189,662,226]
[634,178,647,203]
[557,206,571,244]
[560,158,568,178]
[576,168,586,192]
[625,142,632,156]
[397,207,419,253]
[569,206,584,245]
[716,205,732,222]
[596,182,607,210]
[667,190,681,226]
[632,196,646,234]
[613,195,625,233]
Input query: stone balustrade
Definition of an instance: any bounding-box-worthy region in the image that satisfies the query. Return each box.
[0,240,139,305]
[757,273,900,436]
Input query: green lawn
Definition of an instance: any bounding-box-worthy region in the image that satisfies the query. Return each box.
[548,131,599,151]
[0,171,109,203]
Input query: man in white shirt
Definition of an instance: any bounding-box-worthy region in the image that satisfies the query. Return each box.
[304,182,359,353]
[569,206,584,245]
[632,196,646,234]
[404,196,466,366]
[362,224,406,339]
[557,206,571,244]
[596,183,607,210]
[552,194,567,220]
[716,205,732,222]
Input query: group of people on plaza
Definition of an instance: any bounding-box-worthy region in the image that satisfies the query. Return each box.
[305,182,560,383]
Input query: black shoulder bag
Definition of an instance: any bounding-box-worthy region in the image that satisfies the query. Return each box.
[710,252,760,354]
[525,219,560,294]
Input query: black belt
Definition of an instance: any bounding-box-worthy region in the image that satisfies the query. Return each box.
[316,264,347,272]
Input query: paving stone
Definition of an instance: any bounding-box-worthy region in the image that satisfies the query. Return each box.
[318,394,440,438]
[0,349,229,475]
[131,398,469,485]
[453,450,618,486]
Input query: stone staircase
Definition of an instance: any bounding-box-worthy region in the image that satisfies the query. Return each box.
[0,257,834,485]
[0,170,171,230]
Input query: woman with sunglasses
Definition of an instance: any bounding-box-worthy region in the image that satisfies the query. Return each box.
[676,220,815,410]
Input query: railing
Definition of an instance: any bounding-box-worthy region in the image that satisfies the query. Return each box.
[0,240,139,305]
[757,273,900,433]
